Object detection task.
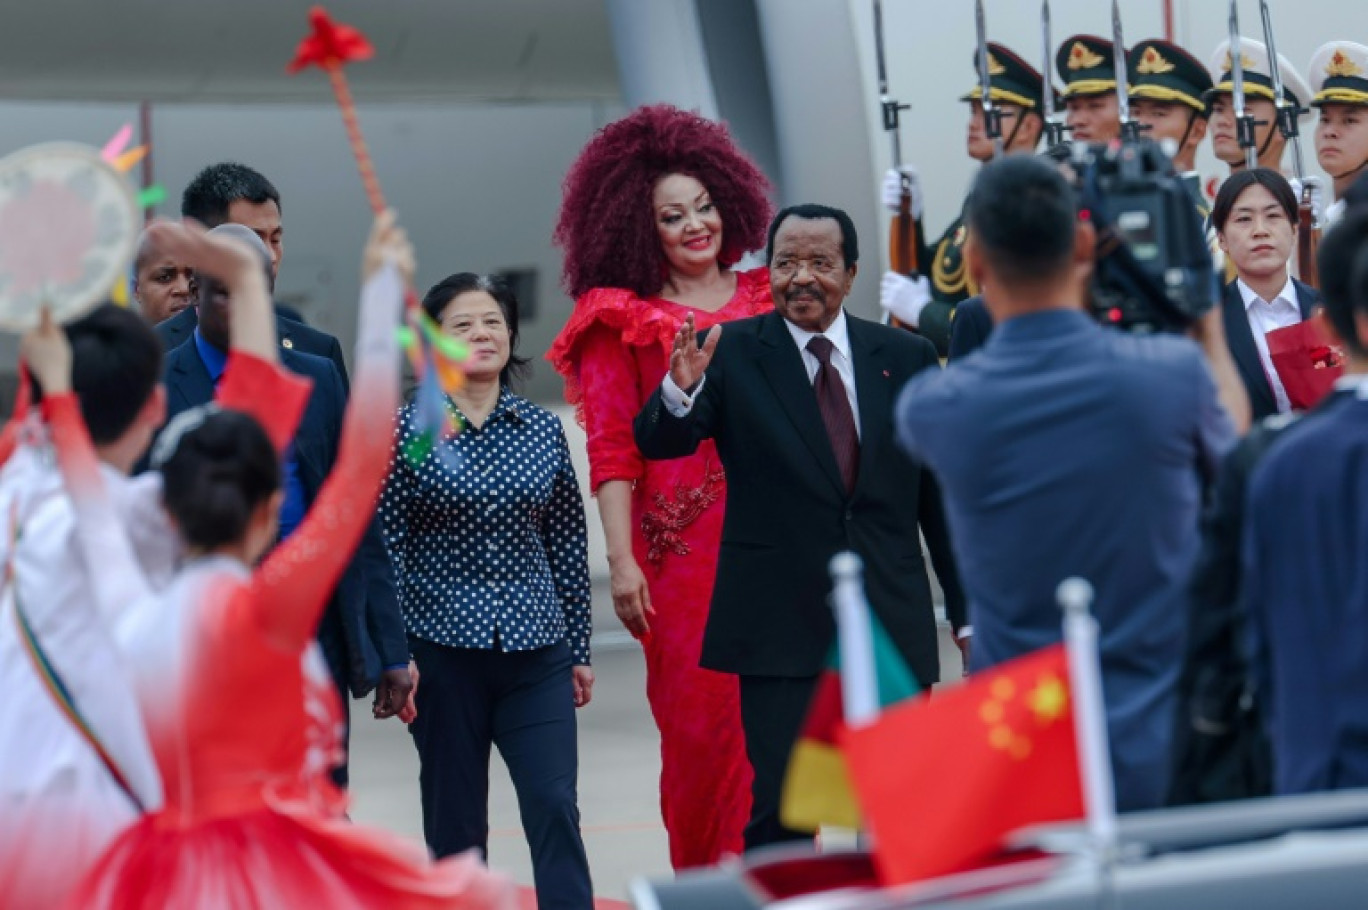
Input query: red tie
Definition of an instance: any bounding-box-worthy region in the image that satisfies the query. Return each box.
[806,336,859,493]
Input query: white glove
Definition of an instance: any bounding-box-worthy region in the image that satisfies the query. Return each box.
[1287,175,1327,228]
[880,271,932,327]
[881,167,924,220]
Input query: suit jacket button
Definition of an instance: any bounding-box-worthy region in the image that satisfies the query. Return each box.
[844,510,853,521]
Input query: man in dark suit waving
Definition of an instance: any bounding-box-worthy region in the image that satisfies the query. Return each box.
[634,204,967,850]
[160,223,411,786]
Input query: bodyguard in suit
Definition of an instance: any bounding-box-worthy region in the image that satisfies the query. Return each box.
[634,204,967,850]
[1212,168,1323,421]
[896,157,1246,812]
[155,162,349,385]
[159,224,411,786]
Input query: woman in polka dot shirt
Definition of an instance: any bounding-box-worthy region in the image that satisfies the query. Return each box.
[380,273,594,908]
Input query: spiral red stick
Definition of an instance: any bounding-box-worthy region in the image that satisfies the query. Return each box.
[326,63,387,217]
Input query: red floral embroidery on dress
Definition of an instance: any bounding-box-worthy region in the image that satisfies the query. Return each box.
[640,459,725,564]
[543,268,770,868]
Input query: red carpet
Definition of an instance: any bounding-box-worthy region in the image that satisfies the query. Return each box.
[516,887,628,909]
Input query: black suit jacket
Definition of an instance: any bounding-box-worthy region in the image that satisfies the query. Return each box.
[633,311,966,685]
[155,305,349,391]
[160,340,406,696]
[1221,278,1320,422]
[947,296,993,361]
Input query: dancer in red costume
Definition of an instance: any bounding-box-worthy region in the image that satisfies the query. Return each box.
[23,215,512,910]
[548,105,773,869]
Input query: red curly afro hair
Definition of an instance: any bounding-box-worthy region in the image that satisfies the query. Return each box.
[555,104,773,300]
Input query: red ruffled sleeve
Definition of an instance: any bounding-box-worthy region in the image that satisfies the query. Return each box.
[545,270,772,494]
[546,288,659,492]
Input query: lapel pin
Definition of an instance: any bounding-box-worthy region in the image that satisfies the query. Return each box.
[882,369,890,378]
[282,338,294,349]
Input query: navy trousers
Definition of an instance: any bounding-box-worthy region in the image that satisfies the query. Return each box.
[409,638,593,910]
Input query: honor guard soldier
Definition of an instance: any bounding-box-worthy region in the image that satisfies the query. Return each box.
[1207,39,1314,179]
[1058,34,1123,144]
[1128,39,1215,218]
[1309,42,1368,226]
[879,42,1049,354]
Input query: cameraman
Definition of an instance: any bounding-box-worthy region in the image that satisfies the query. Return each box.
[894,155,1247,812]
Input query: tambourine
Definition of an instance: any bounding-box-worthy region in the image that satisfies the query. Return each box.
[0,142,140,331]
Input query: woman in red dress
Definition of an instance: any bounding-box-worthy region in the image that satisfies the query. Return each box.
[548,104,774,868]
[25,217,512,910]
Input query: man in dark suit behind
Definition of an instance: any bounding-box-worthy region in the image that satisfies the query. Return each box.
[1243,207,1368,795]
[160,223,411,786]
[634,204,967,850]
[154,162,349,385]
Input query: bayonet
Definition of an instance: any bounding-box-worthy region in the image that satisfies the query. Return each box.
[1112,0,1140,141]
[1258,0,1305,180]
[1229,0,1259,169]
[872,0,919,284]
[975,0,1003,158]
[1040,0,1069,148]
[873,0,908,167]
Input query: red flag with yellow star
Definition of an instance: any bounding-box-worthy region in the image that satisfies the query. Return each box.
[841,644,1082,885]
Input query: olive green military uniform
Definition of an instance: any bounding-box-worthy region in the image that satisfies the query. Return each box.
[915,42,1051,355]
[1128,38,1215,222]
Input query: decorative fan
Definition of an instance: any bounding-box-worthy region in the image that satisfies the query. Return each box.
[0,127,163,331]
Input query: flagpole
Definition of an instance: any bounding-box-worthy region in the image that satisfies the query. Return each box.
[1056,578,1118,862]
[830,552,878,726]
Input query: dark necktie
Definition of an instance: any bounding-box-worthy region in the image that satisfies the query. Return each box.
[806,336,859,493]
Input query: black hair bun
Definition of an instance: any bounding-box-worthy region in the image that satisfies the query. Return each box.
[158,411,281,550]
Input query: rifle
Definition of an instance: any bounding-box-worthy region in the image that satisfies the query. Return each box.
[1228,1,1260,170]
[974,0,1003,160]
[1040,0,1070,150]
[1258,0,1319,286]
[873,0,920,281]
[1112,0,1143,142]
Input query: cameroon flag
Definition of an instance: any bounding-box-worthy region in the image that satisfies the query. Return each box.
[779,614,920,832]
[841,644,1083,884]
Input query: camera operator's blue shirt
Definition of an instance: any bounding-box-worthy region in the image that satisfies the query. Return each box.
[895,308,1235,812]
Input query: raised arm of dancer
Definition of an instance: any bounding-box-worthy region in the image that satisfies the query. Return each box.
[24,311,153,614]
[146,221,310,452]
[250,213,411,652]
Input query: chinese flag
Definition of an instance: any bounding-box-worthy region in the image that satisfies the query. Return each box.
[841,645,1083,885]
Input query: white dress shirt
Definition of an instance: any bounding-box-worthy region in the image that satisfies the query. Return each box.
[1236,277,1303,414]
[663,310,861,437]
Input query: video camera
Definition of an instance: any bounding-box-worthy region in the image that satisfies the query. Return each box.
[1051,139,1217,334]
